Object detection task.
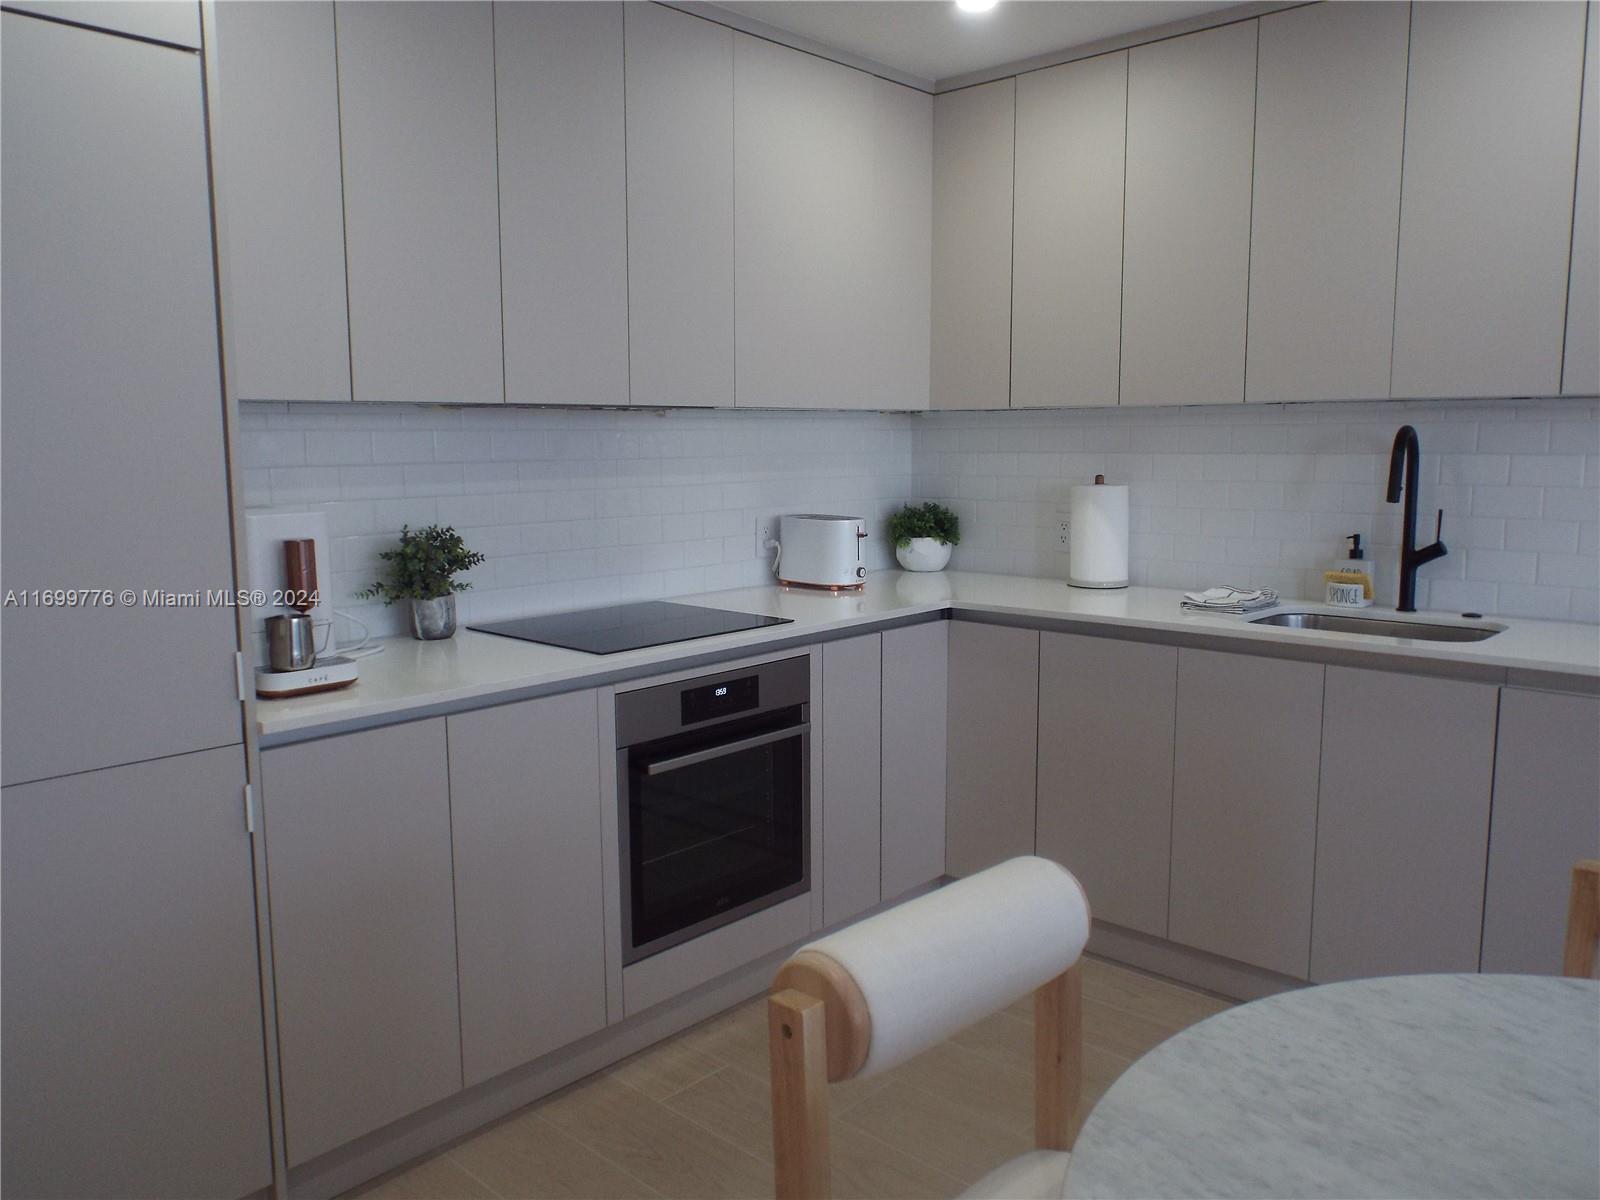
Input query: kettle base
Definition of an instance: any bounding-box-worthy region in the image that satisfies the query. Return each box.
[778,578,866,592]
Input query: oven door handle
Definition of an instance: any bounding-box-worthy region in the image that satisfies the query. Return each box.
[641,723,810,776]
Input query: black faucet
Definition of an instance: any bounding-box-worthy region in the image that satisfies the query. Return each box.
[1385,425,1447,613]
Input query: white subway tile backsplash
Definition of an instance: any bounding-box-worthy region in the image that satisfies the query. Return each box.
[912,397,1599,622]
[243,403,911,640]
[242,395,1600,632]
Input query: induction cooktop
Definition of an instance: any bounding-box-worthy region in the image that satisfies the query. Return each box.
[467,601,792,655]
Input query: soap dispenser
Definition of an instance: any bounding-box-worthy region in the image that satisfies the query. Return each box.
[1324,534,1374,608]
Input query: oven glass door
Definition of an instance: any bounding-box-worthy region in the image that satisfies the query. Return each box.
[623,709,808,963]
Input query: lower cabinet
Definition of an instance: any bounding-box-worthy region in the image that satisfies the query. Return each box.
[448,691,608,1088]
[1,748,272,1200]
[1482,688,1600,973]
[1169,649,1324,978]
[881,621,948,899]
[946,621,1040,876]
[1036,632,1177,937]
[822,634,883,925]
[261,719,461,1166]
[1311,667,1497,981]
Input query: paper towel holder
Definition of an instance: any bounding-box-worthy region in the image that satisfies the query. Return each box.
[1068,473,1130,590]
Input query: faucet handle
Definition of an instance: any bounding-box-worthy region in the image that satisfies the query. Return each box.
[1434,509,1444,542]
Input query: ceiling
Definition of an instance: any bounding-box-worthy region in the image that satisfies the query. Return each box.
[707,1,1246,88]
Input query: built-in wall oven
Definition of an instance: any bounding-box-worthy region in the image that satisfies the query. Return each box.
[616,656,810,965]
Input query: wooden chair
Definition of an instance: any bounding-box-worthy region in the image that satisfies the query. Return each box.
[766,856,1091,1200]
[1562,859,1600,978]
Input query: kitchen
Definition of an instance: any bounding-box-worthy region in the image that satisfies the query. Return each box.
[2,1,1597,1199]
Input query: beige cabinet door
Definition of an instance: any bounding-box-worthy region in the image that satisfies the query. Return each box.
[734,35,872,409]
[496,2,628,407]
[1564,4,1599,396]
[449,691,607,1087]
[337,1,504,404]
[946,622,1039,876]
[1482,689,1600,973]
[1391,1,1587,398]
[211,0,351,403]
[1311,668,1497,981]
[1036,632,1176,937]
[822,635,883,924]
[1121,20,1257,406]
[865,78,934,412]
[625,3,734,407]
[931,79,1015,410]
[881,621,948,899]
[1,749,271,1200]
[1246,2,1409,404]
[1011,51,1127,409]
[1170,648,1323,978]
[1,12,242,787]
[261,720,461,1165]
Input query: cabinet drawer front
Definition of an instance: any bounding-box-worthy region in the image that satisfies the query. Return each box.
[1170,649,1322,978]
[449,691,607,1087]
[1037,632,1176,936]
[946,622,1039,875]
[1311,667,1497,981]
[262,719,460,1164]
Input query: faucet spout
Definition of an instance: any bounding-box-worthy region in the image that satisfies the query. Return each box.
[1386,425,1446,613]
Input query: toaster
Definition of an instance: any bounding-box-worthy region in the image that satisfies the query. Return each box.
[777,514,868,589]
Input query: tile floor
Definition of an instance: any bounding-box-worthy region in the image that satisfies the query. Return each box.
[349,955,1232,1200]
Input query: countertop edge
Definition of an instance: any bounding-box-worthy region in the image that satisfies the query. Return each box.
[254,576,1600,747]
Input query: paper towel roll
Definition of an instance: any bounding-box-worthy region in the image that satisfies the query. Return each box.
[1069,481,1129,588]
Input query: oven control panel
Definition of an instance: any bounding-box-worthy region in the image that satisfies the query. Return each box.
[681,674,759,725]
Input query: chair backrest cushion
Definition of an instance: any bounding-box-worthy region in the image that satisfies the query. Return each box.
[795,856,1090,1078]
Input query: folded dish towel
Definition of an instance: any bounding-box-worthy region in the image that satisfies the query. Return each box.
[1181,585,1280,614]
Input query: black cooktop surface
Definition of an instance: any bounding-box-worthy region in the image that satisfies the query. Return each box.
[468,601,792,655]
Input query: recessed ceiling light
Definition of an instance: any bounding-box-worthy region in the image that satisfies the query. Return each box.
[955,0,999,14]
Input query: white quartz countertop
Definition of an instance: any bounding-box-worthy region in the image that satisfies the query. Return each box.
[254,570,1599,743]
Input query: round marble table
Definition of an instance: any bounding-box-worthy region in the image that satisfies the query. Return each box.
[1063,974,1600,1200]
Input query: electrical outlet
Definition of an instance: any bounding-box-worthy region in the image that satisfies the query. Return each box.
[755,516,776,558]
[1057,520,1071,551]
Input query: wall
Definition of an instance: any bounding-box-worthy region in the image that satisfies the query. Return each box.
[238,402,913,643]
[914,397,1600,623]
[240,395,1599,641]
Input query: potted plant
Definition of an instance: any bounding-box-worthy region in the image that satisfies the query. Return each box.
[886,502,960,572]
[358,524,486,640]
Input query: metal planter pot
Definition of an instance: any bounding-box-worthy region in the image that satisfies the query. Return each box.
[409,594,457,640]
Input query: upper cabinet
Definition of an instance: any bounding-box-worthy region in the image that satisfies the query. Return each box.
[336,1,504,404]
[496,2,629,407]
[1011,51,1127,409]
[1564,4,1599,396]
[1391,1,1588,399]
[734,36,872,408]
[864,77,934,411]
[625,3,734,407]
[211,1,351,403]
[1121,21,1257,407]
[735,36,932,410]
[931,79,1015,410]
[1246,3,1409,404]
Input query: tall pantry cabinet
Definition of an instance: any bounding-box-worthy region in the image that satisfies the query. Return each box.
[0,10,271,1198]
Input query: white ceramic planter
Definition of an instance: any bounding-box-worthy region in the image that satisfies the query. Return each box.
[895,537,952,572]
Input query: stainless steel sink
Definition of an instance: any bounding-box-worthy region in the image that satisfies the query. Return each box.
[1249,611,1503,642]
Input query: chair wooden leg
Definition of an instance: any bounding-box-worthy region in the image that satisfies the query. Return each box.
[1563,860,1600,978]
[770,988,832,1200]
[1034,961,1084,1151]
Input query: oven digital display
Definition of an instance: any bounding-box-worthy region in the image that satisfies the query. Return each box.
[681,675,759,724]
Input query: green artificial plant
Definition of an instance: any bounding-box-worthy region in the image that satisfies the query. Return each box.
[358,525,487,604]
[885,502,961,549]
